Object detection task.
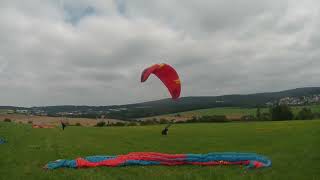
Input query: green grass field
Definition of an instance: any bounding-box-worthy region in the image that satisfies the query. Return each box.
[1,120,320,180]
[172,105,320,117]
[0,109,14,115]
[177,107,264,116]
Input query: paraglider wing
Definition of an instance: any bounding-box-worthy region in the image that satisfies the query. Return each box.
[45,152,272,169]
[141,63,181,99]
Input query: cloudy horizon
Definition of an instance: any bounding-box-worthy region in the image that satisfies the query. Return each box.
[0,0,319,106]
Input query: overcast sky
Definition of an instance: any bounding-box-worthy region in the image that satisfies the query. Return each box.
[0,0,319,106]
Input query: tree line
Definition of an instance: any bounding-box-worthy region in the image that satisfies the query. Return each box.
[256,105,317,121]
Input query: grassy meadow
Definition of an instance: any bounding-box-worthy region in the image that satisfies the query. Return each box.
[176,105,320,117]
[139,105,320,122]
[1,119,319,180]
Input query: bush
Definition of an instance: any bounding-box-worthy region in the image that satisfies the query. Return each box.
[312,112,320,119]
[105,121,111,126]
[256,107,261,119]
[260,112,272,121]
[95,121,106,127]
[75,122,82,126]
[182,116,198,123]
[241,115,256,121]
[270,105,294,121]
[198,115,228,122]
[4,118,11,122]
[127,122,137,126]
[182,115,228,123]
[159,118,169,124]
[28,120,33,124]
[175,120,186,124]
[296,108,314,120]
[112,122,125,126]
[140,120,157,126]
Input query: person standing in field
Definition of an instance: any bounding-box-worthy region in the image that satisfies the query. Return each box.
[162,124,171,135]
[61,120,66,130]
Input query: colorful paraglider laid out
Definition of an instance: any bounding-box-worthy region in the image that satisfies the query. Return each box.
[44,152,271,170]
[141,63,181,100]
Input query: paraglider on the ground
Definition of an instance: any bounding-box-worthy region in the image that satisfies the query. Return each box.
[141,63,181,99]
[44,152,272,169]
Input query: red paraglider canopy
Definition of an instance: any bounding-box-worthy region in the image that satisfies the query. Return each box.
[141,63,181,99]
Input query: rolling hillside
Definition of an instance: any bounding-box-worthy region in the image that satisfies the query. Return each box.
[1,87,320,119]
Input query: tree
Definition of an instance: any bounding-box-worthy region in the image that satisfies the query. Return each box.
[159,118,169,124]
[198,115,228,122]
[127,122,137,126]
[296,108,314,120]
[270,105,294,121]
[175,114,181,117]
[241,115,256,121]
[256,106,261,120]
[260,112,271,121]
[113,122,125,126]
[312,112,320,119]
[4,118,11,122]
[95,121,106,127]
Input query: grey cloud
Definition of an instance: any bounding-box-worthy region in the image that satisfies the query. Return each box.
[0,0,319,106]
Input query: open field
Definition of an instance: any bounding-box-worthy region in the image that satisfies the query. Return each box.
[0,120,319,180]
[141,105,320,122]
[0,114,124,127]
[138,107,262,122]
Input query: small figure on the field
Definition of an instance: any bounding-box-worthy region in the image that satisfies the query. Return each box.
[61,120,66,130]
[161,124,171,135]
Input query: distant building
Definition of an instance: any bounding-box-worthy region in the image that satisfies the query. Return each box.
[6,110,15,114]
[266,94,320,106]
[16,109,29,114]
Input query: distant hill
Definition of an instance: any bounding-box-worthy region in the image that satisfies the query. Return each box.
[108,87,320,118]
[1,87,320,119]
